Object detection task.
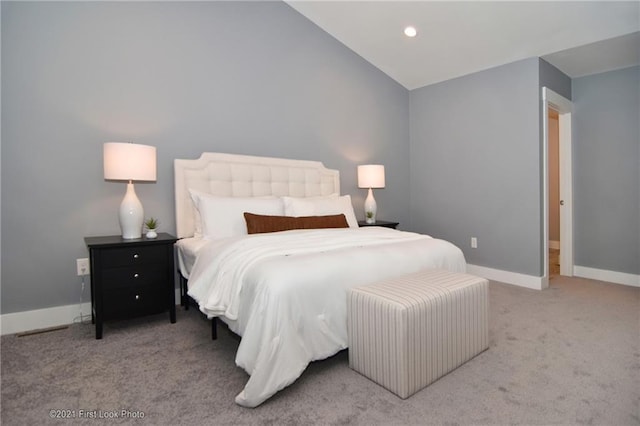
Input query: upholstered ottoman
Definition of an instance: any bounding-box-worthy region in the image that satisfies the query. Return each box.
[347,269,489,399]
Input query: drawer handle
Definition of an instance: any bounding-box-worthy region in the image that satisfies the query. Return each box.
[133,254,139,259]
[134,273,139,278]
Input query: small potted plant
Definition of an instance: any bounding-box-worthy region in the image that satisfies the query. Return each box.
[144,217,159,239]
[365,210,375,224]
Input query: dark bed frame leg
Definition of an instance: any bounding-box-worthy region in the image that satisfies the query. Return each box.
[180,275,189,310]
[178,271,217,340]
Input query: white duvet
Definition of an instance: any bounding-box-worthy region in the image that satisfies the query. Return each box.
[187,227,466,407]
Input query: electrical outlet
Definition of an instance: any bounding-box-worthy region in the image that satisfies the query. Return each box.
[471,237,478,249]
[76,258,90,276]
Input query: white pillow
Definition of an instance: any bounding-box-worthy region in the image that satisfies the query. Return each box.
[188,189,209,238]
[190,192,284,239]
[282,195,358,228]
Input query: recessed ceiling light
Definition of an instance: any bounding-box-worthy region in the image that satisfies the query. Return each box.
[404,26,417,38]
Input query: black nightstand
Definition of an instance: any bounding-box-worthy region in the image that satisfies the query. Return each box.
[358,220,399,229]
[85,233,177,339]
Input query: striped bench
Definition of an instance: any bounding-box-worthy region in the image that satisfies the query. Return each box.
[347,269,489,399]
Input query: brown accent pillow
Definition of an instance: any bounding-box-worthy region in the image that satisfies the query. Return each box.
[244,212,349,234]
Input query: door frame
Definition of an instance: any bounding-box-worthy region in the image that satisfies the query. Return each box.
[542,87,573,279]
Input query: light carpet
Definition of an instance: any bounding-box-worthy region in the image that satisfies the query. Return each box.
[1,276,638,425]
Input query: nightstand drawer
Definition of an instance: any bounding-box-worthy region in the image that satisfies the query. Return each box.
[101,266,167,289]
[101,245,167,268]
[102,285,166,319]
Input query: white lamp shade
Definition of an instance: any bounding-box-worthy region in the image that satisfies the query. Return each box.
[357,164,385,189]
[104,142,157,182]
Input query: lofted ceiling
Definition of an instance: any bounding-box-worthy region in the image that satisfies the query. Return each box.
[286,1,640,90]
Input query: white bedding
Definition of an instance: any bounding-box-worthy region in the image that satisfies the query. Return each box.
[175,237,210,279]
[187,227,466,407]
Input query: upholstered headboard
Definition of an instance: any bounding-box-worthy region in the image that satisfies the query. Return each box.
[174,152,340,238]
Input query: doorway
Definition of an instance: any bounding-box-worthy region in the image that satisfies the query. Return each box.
[542,87,573,281]
[548,108,560,277]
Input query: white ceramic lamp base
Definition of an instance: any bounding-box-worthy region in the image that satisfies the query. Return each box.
[364,187,377,224]
[119,182,144,239]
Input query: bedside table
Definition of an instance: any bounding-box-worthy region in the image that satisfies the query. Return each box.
[85,233,177,339]
[358,220,399,229]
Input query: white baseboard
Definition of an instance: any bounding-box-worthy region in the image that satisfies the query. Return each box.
[1,303,92,336]
[466,264,547,290]
[1,289,183,336]
[573,265,640,287]
[549,240,560,250]
[465,263,639,290]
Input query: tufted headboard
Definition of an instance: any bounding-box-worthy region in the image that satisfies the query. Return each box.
[174,152,340,239]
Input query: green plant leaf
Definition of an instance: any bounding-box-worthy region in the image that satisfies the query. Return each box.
[144,217,158,229]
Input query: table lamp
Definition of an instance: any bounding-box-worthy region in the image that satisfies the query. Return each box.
[357,164,385,224]
[103,142,157,239]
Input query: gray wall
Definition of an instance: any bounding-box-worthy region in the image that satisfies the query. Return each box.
[3,1,636,316]
[539,59,572,101]
[1,1,410,313]
[409,58,542,276]
[572,66,640,275]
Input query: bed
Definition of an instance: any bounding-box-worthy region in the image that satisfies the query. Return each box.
[174,152,466,407]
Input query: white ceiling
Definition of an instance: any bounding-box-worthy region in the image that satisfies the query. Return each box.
[286,1,640,90]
